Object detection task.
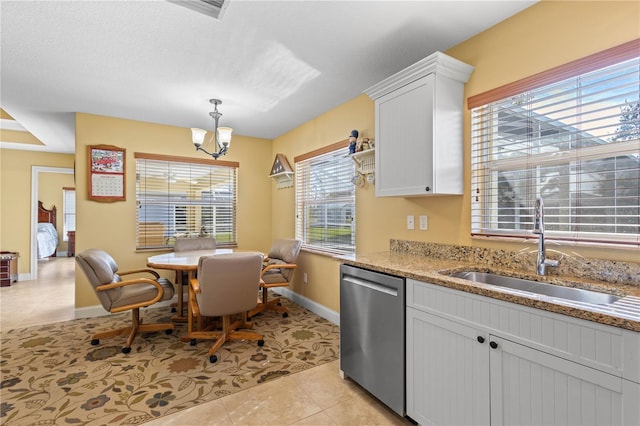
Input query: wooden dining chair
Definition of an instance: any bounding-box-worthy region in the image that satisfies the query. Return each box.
[187,252,264,363]
[76,249,175,353]
[248,238,302,318]
[171,236,216,318]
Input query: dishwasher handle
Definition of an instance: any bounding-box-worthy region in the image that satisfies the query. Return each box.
[343,276,398,297]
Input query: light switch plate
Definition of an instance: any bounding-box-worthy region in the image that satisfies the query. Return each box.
[407,215,415,230]
[420,215,428,230]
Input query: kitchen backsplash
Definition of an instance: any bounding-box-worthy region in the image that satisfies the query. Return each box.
[390,239,640,287]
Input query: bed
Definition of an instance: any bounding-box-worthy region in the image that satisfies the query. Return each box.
[37,201,58,259]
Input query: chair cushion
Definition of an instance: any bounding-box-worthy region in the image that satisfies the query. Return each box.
[174,237,216,252]
[76,249,122,310]
[267,239,301,264]
[196,252,263,317]
[265,239,301,282]
[262,259,288,283]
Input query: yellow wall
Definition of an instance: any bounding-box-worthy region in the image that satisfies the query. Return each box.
[74,113,273,307]
[272,0,640,313]
[0,149,74,272]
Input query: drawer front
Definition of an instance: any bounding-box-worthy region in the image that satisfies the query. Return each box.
[407,279,639,381]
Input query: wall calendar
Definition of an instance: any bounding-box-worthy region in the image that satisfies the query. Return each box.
[88,145,126,202]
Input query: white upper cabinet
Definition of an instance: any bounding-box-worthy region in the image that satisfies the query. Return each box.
[365,52,473,197]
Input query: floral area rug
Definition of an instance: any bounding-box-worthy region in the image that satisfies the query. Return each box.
[0,297,339,425]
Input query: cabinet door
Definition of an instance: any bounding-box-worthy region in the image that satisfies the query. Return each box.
[407,307,490,425]
[375,75,434,197]
[489,336,638,426]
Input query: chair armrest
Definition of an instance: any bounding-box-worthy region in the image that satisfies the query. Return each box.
[261,263,297,276]
[190,278,201,294]
[189,278,201,317]
[118,268,161,279]
[96,277,165,313]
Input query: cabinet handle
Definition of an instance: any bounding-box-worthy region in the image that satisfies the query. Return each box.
[477,336,485,344]
[489,341,498,349]
[425,186,431,192]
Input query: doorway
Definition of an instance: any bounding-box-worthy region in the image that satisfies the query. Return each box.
[30,166,74,279]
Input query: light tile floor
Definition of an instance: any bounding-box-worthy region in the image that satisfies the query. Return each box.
[0,256,76,330]
[0,257,414,425]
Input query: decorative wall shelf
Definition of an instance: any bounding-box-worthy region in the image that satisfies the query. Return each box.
[270,171,294,189]
[269,153,294,189]
[350,148,375,175]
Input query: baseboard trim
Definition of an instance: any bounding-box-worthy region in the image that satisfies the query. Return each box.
[17,273,32,281]
[274,288,339,326]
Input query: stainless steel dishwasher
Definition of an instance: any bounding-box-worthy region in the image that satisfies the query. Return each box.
[340,264,405,416]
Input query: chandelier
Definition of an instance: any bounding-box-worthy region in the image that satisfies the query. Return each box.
[191,99,233,160]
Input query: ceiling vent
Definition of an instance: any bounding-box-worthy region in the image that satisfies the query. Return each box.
[167,0,229,20]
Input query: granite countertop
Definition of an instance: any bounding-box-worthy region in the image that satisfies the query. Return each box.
[338,251,640,332]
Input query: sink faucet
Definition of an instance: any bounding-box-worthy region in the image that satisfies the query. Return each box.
[533,197,559,276]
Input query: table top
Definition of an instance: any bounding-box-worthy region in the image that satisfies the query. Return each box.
[147,248,234,270]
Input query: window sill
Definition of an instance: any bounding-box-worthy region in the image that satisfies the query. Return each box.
[301,246,354,258]
[470,234,640,251]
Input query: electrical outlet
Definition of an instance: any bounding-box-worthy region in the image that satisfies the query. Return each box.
[420,215,428,230]
[407,215,415,230]
[303,272,308,284]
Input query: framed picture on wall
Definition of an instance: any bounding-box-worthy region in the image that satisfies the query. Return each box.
[88,145,126,202]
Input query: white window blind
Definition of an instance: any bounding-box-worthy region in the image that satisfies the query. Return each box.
[135,153,237,249]
[470,48,639,247]
[295,143,356,255]
[62,187,75,240]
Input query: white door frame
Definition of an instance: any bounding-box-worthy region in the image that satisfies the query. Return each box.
[30,165,74,279]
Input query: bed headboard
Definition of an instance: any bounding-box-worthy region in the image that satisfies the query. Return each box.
[38,201,57,229]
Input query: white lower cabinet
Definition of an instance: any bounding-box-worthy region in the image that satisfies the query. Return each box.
[406,280,640,426]
[407,308,490,425]
[490,336,637,426]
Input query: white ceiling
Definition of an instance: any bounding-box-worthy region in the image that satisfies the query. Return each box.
[0,0,537,154]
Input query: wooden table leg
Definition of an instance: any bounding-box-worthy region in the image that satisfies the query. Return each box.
[181,272,197,342]
[171,269,188,323]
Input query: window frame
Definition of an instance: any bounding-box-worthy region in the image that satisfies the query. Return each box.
[135,152,238,250]
[62,187,75,241]
[469,39,640,248]
[294,139,356,255]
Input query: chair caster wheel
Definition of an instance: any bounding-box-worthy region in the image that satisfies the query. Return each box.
[190,339,197,346]
[209,355,218,363]
[122,347,131,354]
[91,339,100,346]
[166,329,173,335]
[258,339,265,347]
[282,312,288,318]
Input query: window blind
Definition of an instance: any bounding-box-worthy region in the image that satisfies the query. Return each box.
[470,54,640,247]
[62,187,75,240]
[135,153,238,249]
[295,142,356,255]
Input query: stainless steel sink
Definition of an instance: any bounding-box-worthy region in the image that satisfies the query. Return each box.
[450,271,620,306]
